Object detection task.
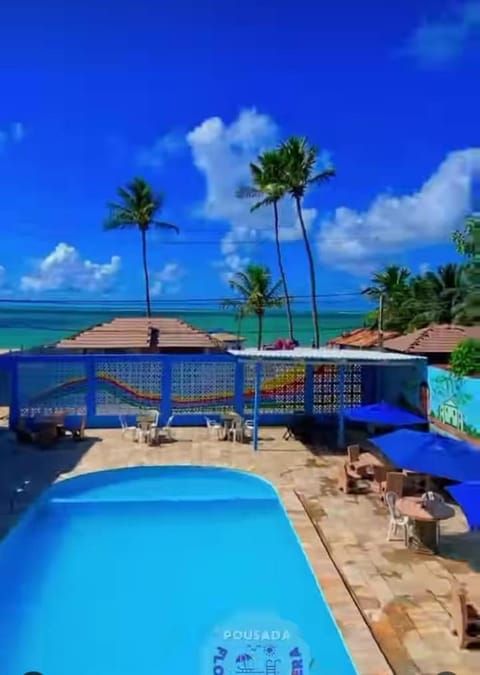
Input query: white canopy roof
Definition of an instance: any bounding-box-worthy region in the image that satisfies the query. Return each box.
[229,347,425,365]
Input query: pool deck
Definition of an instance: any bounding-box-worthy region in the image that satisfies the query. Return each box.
[1,425,480,674]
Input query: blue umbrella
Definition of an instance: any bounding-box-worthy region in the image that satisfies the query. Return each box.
[344,401,426,426]
[446,482,480,530]
[370,429,480,483]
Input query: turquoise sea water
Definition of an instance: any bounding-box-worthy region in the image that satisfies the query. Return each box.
[0,306,364,349]
[0,466,357,674]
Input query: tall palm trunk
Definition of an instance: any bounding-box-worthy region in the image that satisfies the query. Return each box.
[273,200,294,341]
[140,228,152,317]
[257,311,263,349]
[294,195,320,347]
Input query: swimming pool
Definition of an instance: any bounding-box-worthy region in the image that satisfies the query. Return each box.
[0,466,357,674]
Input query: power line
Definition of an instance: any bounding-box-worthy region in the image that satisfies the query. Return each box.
[0,291,364,305]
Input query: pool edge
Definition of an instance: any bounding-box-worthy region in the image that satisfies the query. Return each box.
[279,487,393,675]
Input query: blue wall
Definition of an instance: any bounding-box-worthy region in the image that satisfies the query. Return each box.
[4,352,425,429]
[428,366,480,440]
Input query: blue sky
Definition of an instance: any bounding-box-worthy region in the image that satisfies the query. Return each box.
[0,0,479,310]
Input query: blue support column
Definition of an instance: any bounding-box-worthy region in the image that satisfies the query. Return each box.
[85,356,96,426]
[337,363,346,449]
[161,358,172,426]
[234,362,245,416]
[253,361,262,451]
[9,357,19,430]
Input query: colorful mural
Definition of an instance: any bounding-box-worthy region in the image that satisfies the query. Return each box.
[428,366,480,439]
[11,354,380,425]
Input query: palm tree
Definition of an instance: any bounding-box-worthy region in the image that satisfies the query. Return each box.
[237,150,295,341]
[222,264,284,349]
[362,265,413,332]
[363,265,411,301]
[280,137,335,348]
[424,263,467,324]
[104,177,178,317]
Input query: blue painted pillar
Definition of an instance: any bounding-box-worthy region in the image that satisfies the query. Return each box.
[337,363,346,449]
[253,361,262,451]
[161,358,172,426]
[9,356,19,430]
[234,361,245,416]
[85,356,96,426]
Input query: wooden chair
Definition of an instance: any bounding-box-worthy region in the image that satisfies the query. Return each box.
[451,580,480,648]
[372,464,388,493]
[347,444,360,463]
[338,462,361,495]
[381,472,405,500]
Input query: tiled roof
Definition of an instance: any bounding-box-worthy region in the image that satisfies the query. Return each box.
[327,328,400,348]
[384,324,480,354]
[55,317,220,350]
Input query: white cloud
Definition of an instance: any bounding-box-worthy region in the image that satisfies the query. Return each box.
[186,109,317,281]
[21,243,121,292]
[151,262,185,296]
[404,2,480,66]
[317,148,480,275]
[0,122,25,151]
[137,132,184,169]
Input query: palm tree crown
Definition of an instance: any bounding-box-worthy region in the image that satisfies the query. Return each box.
[105,177,178,317]
[222,264,284,349]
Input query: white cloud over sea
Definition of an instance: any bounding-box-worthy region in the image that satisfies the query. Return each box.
[317,148,480,275]
[151,262,186,296]
[20,243,121,292]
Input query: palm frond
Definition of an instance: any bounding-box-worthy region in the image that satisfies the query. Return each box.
[152,220,179,233]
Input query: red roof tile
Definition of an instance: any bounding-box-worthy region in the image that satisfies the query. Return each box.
[55,317,221,351]
[383,324,480,354]
[327,328,401,349]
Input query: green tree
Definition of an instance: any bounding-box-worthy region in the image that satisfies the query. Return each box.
[280,137,335,348]
[452,213,480,325]
[450,339,480,377]
[237,149,295,341]
[104,178,178,317]
[423,263,467,324]
[222,264,284,349]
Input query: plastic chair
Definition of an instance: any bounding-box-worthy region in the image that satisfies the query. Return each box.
[160,415,175,441]
[205,417,223,440]
[385,491,410,544]
[243,419,254,440]
[119,416,138,441]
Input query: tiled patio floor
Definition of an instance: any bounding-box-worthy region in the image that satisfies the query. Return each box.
[1,425,479,674]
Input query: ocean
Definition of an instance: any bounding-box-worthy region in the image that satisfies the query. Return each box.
[0,306,364,350]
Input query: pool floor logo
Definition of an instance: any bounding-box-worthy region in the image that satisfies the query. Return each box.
[203,613,311,674]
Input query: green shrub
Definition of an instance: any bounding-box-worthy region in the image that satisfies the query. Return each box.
[450,338,480,377]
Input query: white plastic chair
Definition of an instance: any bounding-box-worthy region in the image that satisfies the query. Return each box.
[243,419,254,440]
[228,418,244,443]
[160,415,175,441]
[385,491,410,544]
[205,417,223,440]
[119,415,138,441]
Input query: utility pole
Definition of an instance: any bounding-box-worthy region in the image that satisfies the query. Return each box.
[378,293,385,350]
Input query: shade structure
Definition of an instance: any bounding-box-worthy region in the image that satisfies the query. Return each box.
[446,482,480,530]
[344,401,426,426]
[370,428,480,483]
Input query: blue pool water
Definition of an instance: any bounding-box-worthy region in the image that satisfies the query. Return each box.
[0,466,357,674]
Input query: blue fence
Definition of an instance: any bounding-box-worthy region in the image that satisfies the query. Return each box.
[1,352,380,428]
